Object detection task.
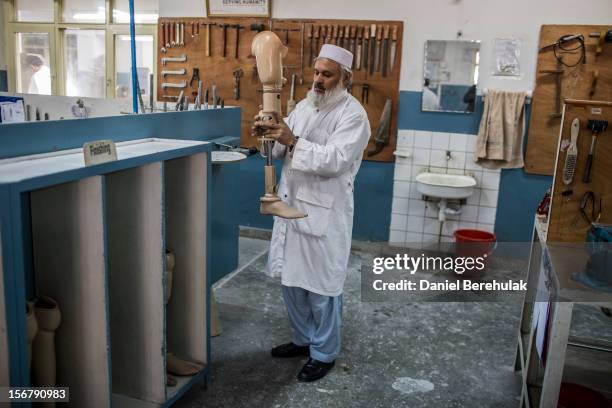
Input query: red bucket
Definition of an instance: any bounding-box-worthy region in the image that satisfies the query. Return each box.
[453,229,496,275]
[558,383,611,408]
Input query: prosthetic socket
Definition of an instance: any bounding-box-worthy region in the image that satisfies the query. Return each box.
[251,31,307,219]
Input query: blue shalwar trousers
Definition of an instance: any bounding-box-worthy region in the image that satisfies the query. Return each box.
[281,285,342,363]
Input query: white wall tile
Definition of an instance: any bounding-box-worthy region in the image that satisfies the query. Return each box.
[414,130,432,148]
[449,133,469,152]
[481,171,501,190]
[405,232,423,246]
[465,152,480,171]
[429,166,447,174]
[408,199,426,216]
[389,229,406,244]
[413,148,430,166]
[397,130,415,147]
[471,170,483,187]
[407,215,425,233]
[479,189,499,207]
[460,205,479,222]
[424,217,441,234]
[395,156,412,166]
[394,164,412,181]
[477,207,497,224]
[430,149,448,168]
[447,168,464,175]
[392,197,410,215]
[431,132,450,150]
[447,151,466,169]
[466,135,477,153]
[467,188,481,206]
[393,181,411,198]
[441,236,455,243]
[409,182,421,198]
[422,234,439,246]
[477,223,495,233]
[442,220,459,236]
[412,164,427,178]
[390,213,408,230]
[458,221,477,230]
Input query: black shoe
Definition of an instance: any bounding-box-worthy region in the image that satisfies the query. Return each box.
[297,358,335,382]
[270,342,310,358]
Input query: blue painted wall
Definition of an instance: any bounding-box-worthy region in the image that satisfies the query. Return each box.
[399,91,552,242]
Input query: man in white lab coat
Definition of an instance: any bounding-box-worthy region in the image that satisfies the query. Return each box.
[26,55,52,95]
[254,44,371,382]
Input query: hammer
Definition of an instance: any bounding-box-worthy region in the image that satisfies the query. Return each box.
[582,119,608,183]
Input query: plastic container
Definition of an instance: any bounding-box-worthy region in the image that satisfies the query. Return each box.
[453,229,497,274]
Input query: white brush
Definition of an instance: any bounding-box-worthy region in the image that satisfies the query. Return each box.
[563,118,579,185]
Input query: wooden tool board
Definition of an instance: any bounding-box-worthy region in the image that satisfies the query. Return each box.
[157,17,403,162]
[525,25,612,175]
[547,100,612,243]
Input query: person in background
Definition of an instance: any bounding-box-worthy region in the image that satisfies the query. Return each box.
[422,78,439,110]
[26,54,52,95]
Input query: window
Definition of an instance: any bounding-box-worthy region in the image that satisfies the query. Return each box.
[5,0,158,101]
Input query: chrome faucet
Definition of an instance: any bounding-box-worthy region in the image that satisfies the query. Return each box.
[446,150,452,160]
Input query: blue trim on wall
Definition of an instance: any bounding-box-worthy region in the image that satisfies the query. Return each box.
[398,90,553,242]
[237,155,393,242]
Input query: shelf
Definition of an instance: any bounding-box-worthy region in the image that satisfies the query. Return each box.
[0,138,208,184]
[30,177,111,407]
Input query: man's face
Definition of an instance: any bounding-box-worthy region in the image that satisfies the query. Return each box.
[312,58,342,95]
[31,65,41,73]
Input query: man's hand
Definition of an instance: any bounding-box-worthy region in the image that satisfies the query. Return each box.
[262,112,297,146]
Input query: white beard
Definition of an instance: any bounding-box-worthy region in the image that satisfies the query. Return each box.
[306,82,347,110]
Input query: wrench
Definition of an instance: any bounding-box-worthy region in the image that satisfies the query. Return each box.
[162,81,187,89]
[161,54,187,66]
[162,68,186,77]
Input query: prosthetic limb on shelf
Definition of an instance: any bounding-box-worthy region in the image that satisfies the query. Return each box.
[251,31,307,219]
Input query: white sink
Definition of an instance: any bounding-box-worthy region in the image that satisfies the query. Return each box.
[415,172,477,199]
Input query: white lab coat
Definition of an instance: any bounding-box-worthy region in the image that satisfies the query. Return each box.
[266,91,371,296]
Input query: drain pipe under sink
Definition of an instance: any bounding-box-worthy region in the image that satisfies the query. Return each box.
[437,199,462,222]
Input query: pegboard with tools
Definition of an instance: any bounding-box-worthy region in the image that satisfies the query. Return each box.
[547,99,612,243]
[524,24,612,176]
[157,18,403,162]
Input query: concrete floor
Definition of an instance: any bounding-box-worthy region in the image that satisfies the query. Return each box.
[175,237,612,408]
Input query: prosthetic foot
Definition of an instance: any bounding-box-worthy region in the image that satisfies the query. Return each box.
[167,353,204,376]
[32,296,61,401]
[260,199,307,218]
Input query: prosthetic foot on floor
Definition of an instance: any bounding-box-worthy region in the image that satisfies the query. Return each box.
[167,353,204,376]
[26,302,38,369]
[32,296,61,407]
[252,31,307,220]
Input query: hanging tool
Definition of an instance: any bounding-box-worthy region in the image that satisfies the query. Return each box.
[332,25,339,46]
[175,22,180,47]
[287,73,297,115]
[219,24,229,57]
[326,25,333,44]
[307,24,314,65]
[589,29,612,56]
[381,25,390,77]
[275,28,299,45]
[194,80,202,110]
[582,119,608,183]
[35,107,41,121]
[390,25,398,72]
[299,22,305,84]
[169,22,175,47]
[161,54,187,66]
[320,25,328,46]
[363,25,370,78]
[344,25,350,51]
[162,81,187,89]
[161,68,186,77]
[233,24,244,58]
[313,25,321,56]
[367,98,392,157]
[220,98,225,109]
[180,22,185,46]
[539,64,564,118]
[233,69,243,100]
[149,73,154,112]
[355,26,363,70]
[161,23,167,53]
[590,70,599,98]
[247,23,265,58]
[369,24,377,76]
[540,34,586,66]
[562,118,579,185]
[204,87,209,109]
[201,22,216,56]
[361,83,369,104]
[175,90,185,111]
[579,191,601,225]
[374,25,383,73]
[212,84,218,108]
[349,26,356,64]
[189,68,200,87]
[338,26,344,48]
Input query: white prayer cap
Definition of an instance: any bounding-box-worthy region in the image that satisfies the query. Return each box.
[317,44,353,70]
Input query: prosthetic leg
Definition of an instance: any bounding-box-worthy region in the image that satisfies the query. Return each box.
[251,31,306,219]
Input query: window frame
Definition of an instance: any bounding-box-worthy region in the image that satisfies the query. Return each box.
[3,0,158,99]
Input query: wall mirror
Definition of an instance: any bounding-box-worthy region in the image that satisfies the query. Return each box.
[422,40,480,113]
